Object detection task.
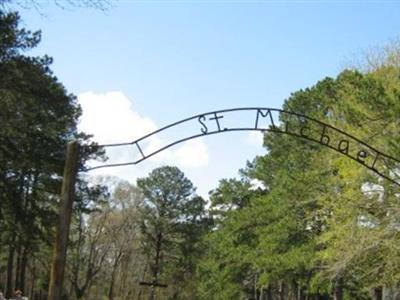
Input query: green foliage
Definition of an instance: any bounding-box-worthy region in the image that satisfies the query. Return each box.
[0,8,101,298]
[137,166,210,299]
[195,63,400,299]
[2,8,400,299]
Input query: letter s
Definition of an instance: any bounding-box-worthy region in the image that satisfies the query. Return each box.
[198,115,208,134]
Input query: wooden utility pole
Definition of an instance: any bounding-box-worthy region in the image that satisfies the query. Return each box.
[48,141,79,300]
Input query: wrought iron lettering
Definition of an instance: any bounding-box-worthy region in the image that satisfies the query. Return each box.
[255,109,276,130]
[338,140,349,155]
[284,120,290,133]
[300,125,310,138]
[210,112,224,131]
[371,152,380,170]
[198,115,208,134]
[320,125,330,146]
[357,150,368,164]
[84,107,400,187]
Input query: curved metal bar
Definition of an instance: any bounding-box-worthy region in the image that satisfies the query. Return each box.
[85,107,400,186]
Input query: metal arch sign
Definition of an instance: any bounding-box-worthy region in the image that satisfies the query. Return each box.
[87,107,400,187]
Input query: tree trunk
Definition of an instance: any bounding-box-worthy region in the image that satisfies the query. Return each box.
[19,246,28,292]
[15,244,22,290]
[333,277,343,300]
[278,281,285,300]
[29,268,35,300]
[266,286,272,300]
[137,263,148,300]
[5,244,15,298]
[149,232,162,300]
[108,251,122,300]
[297,284,305,300]
[118,252,131,298]
[373,287,383,300]
[254,274,258,300]
[75,287,85,299]
[108,276,116,300]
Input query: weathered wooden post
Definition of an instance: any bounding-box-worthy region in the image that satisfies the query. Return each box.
[48,141,79,300]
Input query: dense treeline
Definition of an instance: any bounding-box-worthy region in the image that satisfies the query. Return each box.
[0,9,209,299]
[194,52,400,299]
[0,8,103,299]
[1,5,400,300]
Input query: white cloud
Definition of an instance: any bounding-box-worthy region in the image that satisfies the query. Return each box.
[78,91,157,144]
[246,131,264,146]
[77,91,209,171]
[250,179,266,190]
[174,139,209,167]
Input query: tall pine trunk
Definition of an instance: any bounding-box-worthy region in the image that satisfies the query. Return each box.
[297,283,305,300]
[278,281,285,300]
[15,244,22,290]
[19,246,28,292]
[149,232,162,300]
[266,286,272,300]
[108,251,122,300]
[5,244,15,298]
[333,277,343,300]
[29,261,36,300]
[373,287,383,300]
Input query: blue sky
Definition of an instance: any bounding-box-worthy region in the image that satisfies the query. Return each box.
[15,1,400,197]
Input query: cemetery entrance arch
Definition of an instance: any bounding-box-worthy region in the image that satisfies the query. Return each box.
[89,107,400,187]
[48,107,400,300]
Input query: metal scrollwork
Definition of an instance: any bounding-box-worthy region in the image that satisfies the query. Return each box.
[85,107,400,187]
